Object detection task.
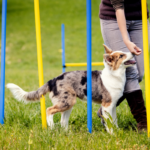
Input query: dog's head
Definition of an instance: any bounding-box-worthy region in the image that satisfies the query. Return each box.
[103,44,136,71]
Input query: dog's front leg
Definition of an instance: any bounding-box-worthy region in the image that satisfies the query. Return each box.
[61,108,72,130]
[112,106,118,128]
[102,105,114,134]
[47,114,54,129]
[46,107,54,129]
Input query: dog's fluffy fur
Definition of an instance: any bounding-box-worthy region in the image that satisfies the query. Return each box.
[6,45,136,133]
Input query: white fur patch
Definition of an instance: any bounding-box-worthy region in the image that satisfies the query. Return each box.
[6,83,28,103]
[47,114,54,129]
[100,51,134,134]
[60,108,72,130]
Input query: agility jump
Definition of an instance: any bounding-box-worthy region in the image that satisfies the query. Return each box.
[61,24,104,73]
[61,0,94,132]
[0,0,47,129]
[0,0,7,125]
[34,0,47,129]
[141,0,150,137]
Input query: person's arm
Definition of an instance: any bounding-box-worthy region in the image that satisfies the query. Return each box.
[110,0,142,55]
[115,9,142,55]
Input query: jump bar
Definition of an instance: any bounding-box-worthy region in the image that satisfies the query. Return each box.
[65,62,104,67]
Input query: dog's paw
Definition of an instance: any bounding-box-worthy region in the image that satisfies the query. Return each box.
[61,121,68,131]
[47,115,54,129]
[105,127,113,134]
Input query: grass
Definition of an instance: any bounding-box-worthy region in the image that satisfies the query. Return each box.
[0,0,150,149]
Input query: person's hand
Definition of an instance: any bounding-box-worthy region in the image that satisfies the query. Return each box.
[124,40,142,55]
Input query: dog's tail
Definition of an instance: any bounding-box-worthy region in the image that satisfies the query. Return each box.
[6,83,50,103]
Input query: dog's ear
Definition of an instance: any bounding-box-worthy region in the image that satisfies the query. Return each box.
[103,54,113,64]
[103,44,113,54]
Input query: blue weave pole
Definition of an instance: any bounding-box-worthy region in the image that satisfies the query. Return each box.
[61,24,65,73]
[0,0,7,125]
[86,0,92,133]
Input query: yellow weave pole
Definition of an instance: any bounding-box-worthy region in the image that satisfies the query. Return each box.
[34,0,47,129]
[65,62,104,67]
[141,0,150,137]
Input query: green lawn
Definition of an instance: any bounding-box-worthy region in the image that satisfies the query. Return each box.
[0,0,150,149]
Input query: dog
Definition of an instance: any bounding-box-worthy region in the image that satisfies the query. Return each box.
[6,45,136,133]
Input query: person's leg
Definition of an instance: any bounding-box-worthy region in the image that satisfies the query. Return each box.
[98,19,147,131]
[125,90,147,131]
[116,20,150,105]
[123,20,150,130]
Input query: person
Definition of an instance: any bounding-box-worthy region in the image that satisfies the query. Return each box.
[97,0,150,131]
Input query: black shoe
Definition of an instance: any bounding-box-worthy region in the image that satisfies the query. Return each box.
[126,90,147,132]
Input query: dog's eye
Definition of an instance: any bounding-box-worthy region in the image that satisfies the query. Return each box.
[119,55,124,58]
